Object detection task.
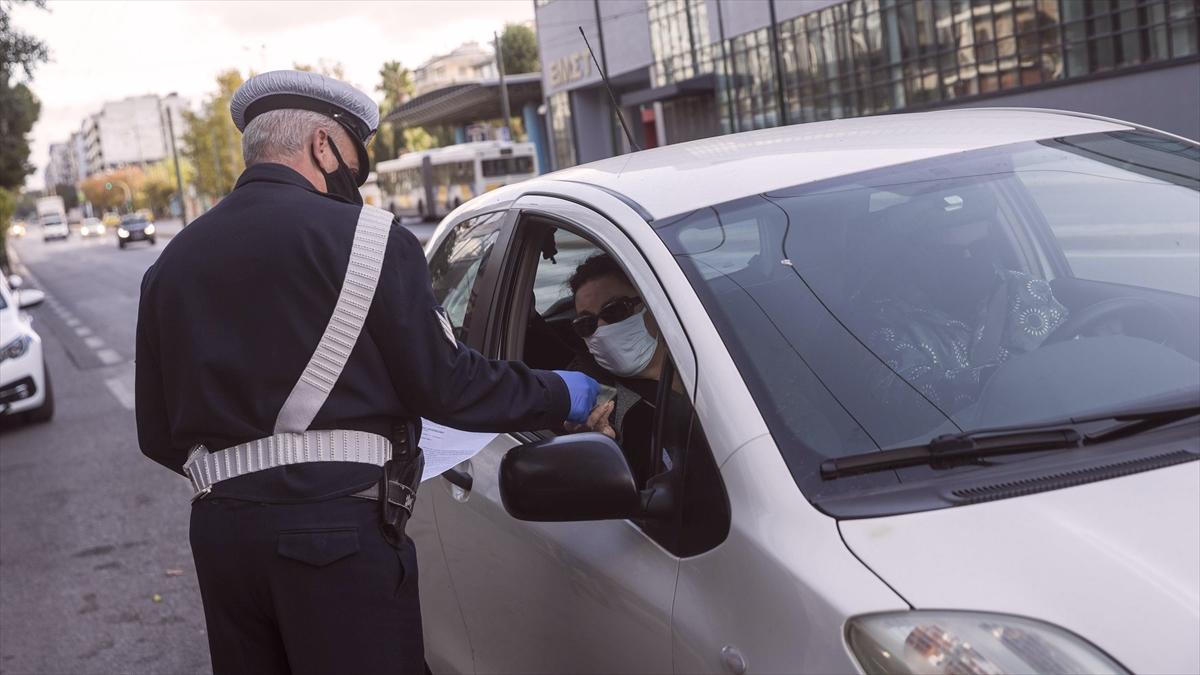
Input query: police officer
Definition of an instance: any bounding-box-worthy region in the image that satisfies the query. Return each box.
[134,70,600,674]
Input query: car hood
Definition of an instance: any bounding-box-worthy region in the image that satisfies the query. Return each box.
[840,460,1200,674]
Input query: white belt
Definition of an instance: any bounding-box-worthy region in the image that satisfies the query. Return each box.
[183,204,394,498]
[185,430,391,496]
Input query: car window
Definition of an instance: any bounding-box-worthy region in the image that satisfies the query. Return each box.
[655,130,1200,504]
[533,229,600,314]
[1015,134,1200,296]
[428,212,504,341]
[499,217,729,555]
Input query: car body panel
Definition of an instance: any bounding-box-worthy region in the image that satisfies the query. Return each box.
[546,109,1130,220]
[840,458,1200,675]
[431,435,677,673]
[407,488,474,674]
[674,434,907,673]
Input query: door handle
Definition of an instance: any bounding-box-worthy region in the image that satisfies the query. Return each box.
[441,467,473,492]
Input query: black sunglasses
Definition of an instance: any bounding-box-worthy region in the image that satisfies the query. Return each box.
[571,296,643,338]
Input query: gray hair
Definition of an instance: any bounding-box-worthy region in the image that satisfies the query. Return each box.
[241,108,335,166]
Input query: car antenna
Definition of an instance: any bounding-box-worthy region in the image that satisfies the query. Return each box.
[579,26,641,152]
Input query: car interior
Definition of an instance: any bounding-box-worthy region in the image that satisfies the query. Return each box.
[491,213,729,556]
[654,169,1200,460]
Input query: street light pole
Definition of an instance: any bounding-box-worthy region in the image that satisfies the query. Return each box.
[494,30,512,141]
[165,105,188,226]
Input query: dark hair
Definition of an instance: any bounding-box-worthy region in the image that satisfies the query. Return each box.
[568,253,630,295]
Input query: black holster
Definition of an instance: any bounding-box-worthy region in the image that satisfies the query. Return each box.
[380,420,424,549]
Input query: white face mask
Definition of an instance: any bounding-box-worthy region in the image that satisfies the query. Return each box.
[584,308,658,378]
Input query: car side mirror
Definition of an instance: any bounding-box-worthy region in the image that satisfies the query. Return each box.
[500,432,643,522]
[15,288,45,309]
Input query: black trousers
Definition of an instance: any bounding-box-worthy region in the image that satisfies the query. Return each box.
[190,496,424,675]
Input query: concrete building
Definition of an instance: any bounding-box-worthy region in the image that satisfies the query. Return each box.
[535,0,1200,171]
[413,42,500,97]
[44,142,72,192]
[78,93,188,176]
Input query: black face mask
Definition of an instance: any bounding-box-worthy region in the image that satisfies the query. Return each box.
[313,137,362,206]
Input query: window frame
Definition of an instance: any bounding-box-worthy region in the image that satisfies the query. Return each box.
[466,197,730,556]
[426,208,521,349]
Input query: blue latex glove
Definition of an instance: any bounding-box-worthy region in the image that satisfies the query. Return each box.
[553,370,600,424]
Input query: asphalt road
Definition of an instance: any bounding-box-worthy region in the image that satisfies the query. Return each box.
[0,217,437,675]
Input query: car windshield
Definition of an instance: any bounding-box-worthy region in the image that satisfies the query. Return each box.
[122,217,148,226]
[655,130,1200,502]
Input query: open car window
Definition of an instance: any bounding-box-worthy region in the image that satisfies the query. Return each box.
[495,214,730,555]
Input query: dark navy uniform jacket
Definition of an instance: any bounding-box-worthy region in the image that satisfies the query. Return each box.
[135,163,569,502]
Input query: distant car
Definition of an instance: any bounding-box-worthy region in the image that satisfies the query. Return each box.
[102,212,121,227]
[117,215,156,248]
[7,221,26,238]
[79,217,106,238]
[0,274,52,423]
[39,215,69,242]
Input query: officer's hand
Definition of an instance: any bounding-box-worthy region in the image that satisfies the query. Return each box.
[553,370,600,424]
[564,400,616,439]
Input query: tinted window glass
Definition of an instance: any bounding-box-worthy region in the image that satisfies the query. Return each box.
[428,212,504,340]
[656,131,1200,502]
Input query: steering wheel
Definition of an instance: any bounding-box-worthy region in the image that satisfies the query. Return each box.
[1042,296,1175,346]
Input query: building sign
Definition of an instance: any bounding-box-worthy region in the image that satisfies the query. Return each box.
[548,51,593,88]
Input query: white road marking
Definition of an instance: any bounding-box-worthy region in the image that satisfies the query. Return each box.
[96,349,122,365]
[74,326,92,337]
[84,336,104,349]
[64,317,80,328]
[105,371,136,411]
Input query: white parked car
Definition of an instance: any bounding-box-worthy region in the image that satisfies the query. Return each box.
[0,275,52,422]
[411,109,1199,675]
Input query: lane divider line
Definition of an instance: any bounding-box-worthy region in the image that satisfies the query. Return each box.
[104,374,135,411]
[96,349,121,366]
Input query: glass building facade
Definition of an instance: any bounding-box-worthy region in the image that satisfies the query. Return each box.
[536,0,1198,171]
[648,0,715,87]
[718,0,1199,134]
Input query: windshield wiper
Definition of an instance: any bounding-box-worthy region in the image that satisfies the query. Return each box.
[820,400,1200,480]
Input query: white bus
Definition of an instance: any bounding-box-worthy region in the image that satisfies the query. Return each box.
[377,141,538,221]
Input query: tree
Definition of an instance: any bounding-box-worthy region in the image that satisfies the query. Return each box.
[142,158,195,216]
[372,60,416,165]
[181,69,246,199]
[1,0,48,191]
[500,23,539,75]
[1,0,49,271]
[81,166,145,213]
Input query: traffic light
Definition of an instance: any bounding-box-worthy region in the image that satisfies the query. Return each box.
[105,182,113,191]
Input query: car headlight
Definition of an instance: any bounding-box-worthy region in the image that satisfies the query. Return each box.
[118,228,129,238]
[846,611,1127,674]
[0,335,33,363]
[144,224,155,235]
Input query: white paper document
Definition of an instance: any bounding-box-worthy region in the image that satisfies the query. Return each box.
[419,419,500,482]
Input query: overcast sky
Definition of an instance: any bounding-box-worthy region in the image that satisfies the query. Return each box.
[15,0,535,191]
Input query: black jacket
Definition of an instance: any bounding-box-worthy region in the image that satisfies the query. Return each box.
[135,163,569,501]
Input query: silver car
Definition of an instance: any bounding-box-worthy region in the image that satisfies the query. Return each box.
[411,109,1200,674]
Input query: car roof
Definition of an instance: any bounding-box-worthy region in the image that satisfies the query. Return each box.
[545,108,1133,219]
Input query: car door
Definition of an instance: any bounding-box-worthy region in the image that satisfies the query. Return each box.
[427,195,726,673]
[412,210,511,674]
